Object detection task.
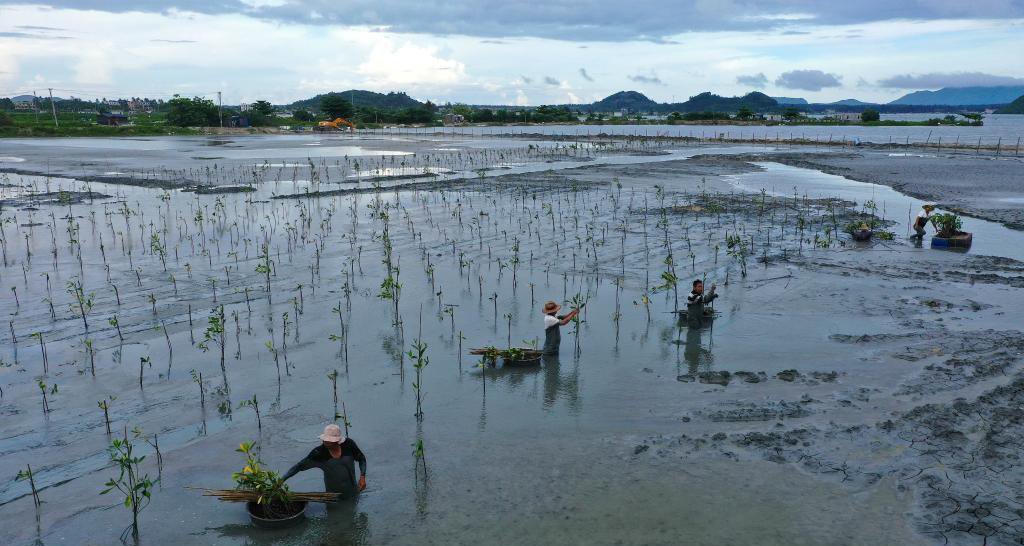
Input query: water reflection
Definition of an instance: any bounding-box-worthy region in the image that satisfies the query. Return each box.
[683,327,714,376]
[541,354,580,413]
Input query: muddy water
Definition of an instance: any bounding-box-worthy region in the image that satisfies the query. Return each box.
[725,161,1024,259]
[0,138,1015,545]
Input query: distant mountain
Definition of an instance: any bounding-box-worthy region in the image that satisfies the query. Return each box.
[590,91,660,112]
[890,86,1024,105]
[829,99,876,106]
[670,91,778,113]
[995,95,1024,114]
[772,97,808,105]
[289,90,425,111]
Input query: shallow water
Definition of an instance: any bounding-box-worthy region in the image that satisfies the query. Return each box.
[0,137,1003,545]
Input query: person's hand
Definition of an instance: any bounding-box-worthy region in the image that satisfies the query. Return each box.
[358,476,367,491]
[710,283,717,291]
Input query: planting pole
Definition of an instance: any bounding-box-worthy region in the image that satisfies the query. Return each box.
[48,88,58,128]
[217,91,223,128]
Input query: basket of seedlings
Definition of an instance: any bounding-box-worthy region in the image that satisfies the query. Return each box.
[929,213,972,249]
[201,442,339,529]
[470,347,544,366]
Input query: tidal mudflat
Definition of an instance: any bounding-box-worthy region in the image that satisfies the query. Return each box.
[1,135,1023,546]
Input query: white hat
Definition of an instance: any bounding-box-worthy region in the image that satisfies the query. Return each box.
[318,424,345,444]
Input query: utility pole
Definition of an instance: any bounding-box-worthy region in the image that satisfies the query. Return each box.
[217,91,223,127]
[32,90,39,123]
[48,88,59,128]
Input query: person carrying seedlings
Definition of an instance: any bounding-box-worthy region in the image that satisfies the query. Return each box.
[686,279,717,328]
[542,300,579,356]
[912,204,937,239]
[282,424,367,499]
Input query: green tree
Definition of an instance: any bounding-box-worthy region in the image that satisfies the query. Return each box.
[320,94,354,119]
[782,107,802,120]
[0,97,14,111]
[861,109,880,122]
[293,109,314,122]
[735,106,753,120]
[252,100,274,117]
[167,96,219,127]
[0,111,12,127]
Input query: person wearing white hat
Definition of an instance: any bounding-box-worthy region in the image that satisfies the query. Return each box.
[282,424,367,497]
[542,300,579,356]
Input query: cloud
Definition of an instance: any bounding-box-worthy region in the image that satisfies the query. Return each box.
[579,67,593,81]
[357,40,465,86]
[774,69,842,91]
[479,39,505,44]
[15,25,68,31]
[0,31,72,40]
[8,0,1024,42]
[628,73,663,85]
[543,75,560,86]
[736,72,768,88]
[150,39,197,43]
[519,75,532,84]
[877,72,1024,89]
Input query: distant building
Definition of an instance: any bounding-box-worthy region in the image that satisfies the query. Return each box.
[764,114,783,122]
[14,100,34,110]
[229,115,250,128]
[833,113,861,122]
[240,103,253,112]
[97,113,129,126]
[443,113,465,125]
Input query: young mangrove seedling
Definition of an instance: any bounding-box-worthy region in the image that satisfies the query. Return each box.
[407,338,429,420]
[16,464,41,508]
[100,428,155,543]
[238,394,262,432]
[198,305,228,392]
[190,369,205,408]
[98,395,115,434]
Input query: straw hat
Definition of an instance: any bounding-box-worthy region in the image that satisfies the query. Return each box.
[319,424,345,444]
[543,301,561,314]
[923,204,936,211]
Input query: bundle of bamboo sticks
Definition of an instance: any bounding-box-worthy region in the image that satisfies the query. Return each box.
[201,489,340,503]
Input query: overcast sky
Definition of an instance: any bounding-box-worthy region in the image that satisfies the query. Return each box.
[1,1,1022,105]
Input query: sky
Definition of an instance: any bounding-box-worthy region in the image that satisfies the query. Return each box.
[0,1,1023,106]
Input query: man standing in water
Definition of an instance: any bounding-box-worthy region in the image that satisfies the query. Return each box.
[542,300,579,356]
[686,280,718,328]
[282,424,367,498]
[912,204,936,239]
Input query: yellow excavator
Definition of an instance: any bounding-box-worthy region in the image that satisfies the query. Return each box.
[315,117,356,132]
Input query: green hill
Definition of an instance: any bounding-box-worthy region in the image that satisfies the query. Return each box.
[670,91,778,113]
[589,91,660,112]
[289,90,425,111]
[995,95,1024,114]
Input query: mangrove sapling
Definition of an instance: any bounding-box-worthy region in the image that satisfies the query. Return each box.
[16,464,41,508]
[99,396,115,434]
[38,380,56,414]
[101,428,155,543]
[407,339,429,420]
[66,279,94,331]
[109,315,124,342]
[32,332,49,374]
[198,305,228,391]
[504,313,513,347]
[138,356,151,389]
[84,338,96,376]
[238,394,262,432]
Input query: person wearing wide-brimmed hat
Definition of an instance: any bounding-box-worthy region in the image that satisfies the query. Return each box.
[282,424,367,498]
[542,300,579,356]
[912,204,937,239]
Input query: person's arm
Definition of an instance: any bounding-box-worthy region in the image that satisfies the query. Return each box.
[281,454,317,481]
[346,439,368,491]
[558,308,579,326]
